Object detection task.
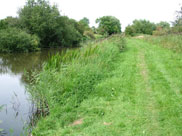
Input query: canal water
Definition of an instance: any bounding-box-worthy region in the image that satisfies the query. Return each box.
[0,49,63,136]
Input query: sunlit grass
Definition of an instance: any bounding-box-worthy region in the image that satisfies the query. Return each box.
[143,34,182,52]
[28,35,126,135]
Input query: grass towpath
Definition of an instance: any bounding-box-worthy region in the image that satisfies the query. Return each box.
[35,38,182,136]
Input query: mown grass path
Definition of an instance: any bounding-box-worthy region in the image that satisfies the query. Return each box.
[52,38,182,136]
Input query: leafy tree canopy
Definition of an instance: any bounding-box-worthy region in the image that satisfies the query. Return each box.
[96,16,121,35]
[18,0,60,47]
[79,17,90,27]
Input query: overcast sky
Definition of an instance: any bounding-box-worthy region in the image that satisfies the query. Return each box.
[0,0,181,30]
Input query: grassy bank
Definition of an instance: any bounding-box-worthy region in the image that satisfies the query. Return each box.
[29,35,182,135]
[143,34,182,52]
[29,35,126,135]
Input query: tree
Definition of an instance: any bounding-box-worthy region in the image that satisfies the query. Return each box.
[0,17,21,30]
[96,16,121,35]
[56,16,83,46]
[125,19,156,36]
[133,19,156,35]
[173,6,182,26]
[79,17,90,27]
[125,25,136,36]
[156,21,170,29]
[19,0,61,47]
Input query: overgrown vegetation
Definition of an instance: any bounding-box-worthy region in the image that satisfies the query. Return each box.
[125,19,156,36]
[28,35,125,135]
[143,34,182,52]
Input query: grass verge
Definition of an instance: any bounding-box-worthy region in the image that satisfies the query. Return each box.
[143,34,182,52]
[28,35,126,135]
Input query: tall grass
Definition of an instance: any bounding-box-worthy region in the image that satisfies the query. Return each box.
[28,35,126,135]
[144,34,182,52]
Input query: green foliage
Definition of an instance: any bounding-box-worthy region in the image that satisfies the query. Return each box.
[152,28,169,36]
[156,21,170,29]
[18,0,61,47]
[78,18,96,40]
[0,0,94,52]
[152,21,170,36]
[79,17,90,28]
[0,17,21,30]
[125,25,136,36]
[170,25,182,34]
[96,16,121,36]
[28,35,125,135]
[125,19,156,36]
[18,0,86,48]
[56,16,83,47]
[0,28,40,53]
[84,30,95,39]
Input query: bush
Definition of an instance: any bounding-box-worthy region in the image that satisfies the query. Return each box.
[152,27,170,36]
[84,30,95,39]
[125,19,156,36]
[125,25,136,36]
[0,28,40,53]
[170,26,182,34]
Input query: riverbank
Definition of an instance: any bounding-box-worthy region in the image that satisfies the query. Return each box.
[29,35,126,135]
[30,35,182,135]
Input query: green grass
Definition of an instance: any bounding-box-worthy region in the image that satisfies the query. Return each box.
[29,35,182,136]
[143,34,182,52]
[29,35,126,135]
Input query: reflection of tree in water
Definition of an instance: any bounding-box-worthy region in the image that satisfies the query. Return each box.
[0,48,65,83]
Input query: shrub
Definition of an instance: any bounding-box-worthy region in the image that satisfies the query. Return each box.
[125,19,156,36]
[152,27,170,36]
[84,30,95,39]
[125,25,136,36]
[0,28,40,53]
[170,26,182,34]
[156,21,170,29]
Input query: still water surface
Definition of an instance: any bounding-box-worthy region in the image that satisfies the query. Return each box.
[0,49,63,136]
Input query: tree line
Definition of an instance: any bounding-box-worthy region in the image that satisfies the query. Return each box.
[0,0,181,53]
[125,6,182,36]
[0,0,122,53]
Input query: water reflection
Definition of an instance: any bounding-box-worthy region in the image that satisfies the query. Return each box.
[0,48,63,136]
[0,48,64,75]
